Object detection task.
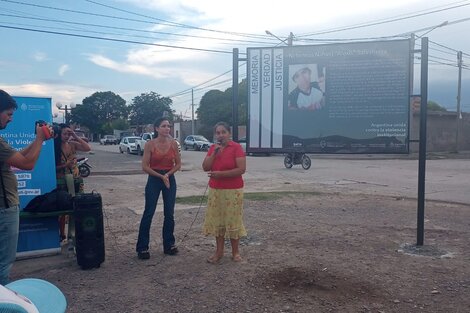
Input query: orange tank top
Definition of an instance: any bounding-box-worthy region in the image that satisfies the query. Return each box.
[149,144,176,170]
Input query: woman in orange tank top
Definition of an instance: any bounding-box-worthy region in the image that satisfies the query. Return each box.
[136,117,181,259]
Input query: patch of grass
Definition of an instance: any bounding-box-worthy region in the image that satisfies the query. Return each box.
[244,192,283,201]
[176,195,207,205]
[176,191,322,205]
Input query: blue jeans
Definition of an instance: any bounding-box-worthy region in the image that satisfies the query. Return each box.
[0,205,19,285]
[136,173,176,252]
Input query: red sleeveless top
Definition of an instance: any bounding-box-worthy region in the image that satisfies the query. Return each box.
[149,144,177,170]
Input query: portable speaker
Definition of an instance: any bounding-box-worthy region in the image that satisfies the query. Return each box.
[73,192,105,270]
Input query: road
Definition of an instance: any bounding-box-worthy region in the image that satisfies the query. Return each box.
[82,142,470,205]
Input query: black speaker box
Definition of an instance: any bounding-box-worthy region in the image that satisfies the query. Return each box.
[73,192,105,270]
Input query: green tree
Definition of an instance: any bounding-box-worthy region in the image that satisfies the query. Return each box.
[128,92,174,126]
[71,91,128,134]
[428,100,447,112]
[111,118,130,130]
[196,79,248,139]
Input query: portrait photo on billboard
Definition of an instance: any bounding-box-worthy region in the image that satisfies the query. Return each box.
[287,64,326,111]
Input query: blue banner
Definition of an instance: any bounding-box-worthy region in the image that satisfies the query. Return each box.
[1,97,56,208]
[0,96,59,256]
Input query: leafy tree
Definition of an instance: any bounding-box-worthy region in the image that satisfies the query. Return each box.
[128,92,174,126]
[428,100,447,112]
[196,79,248,139]
[197,90,230,127]
[111,118,130,130]
[71,91,128,134]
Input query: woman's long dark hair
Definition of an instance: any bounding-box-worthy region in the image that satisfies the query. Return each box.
[153,117,170,138]
[53,123,70,166]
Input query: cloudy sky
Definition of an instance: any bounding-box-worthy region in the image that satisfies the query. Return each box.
[0,0,469,120]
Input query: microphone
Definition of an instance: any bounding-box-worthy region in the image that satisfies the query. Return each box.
[214,141,221,154]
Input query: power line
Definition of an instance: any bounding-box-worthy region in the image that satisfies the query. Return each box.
[0,13,275,46]
[0,20,265,47]
[0,24,237,54]
[0,0,270,40]
[171,75,246,106]
[167,63,246,98]
[1,21,188,43]
[171,75,246,102]
[0,0,183,27]
[430,40,470,57]
[297,1,470,37]
[83,0,269,39]
[298,34,401,43]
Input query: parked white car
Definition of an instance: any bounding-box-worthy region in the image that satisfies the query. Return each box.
[100,135,118,145]
[119,136,140,154]
[135,132,153,155]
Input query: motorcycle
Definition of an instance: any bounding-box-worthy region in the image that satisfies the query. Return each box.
[77,157,92,178]
[284,151,311,170]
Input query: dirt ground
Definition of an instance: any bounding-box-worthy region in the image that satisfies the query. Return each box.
[11,185,470,313]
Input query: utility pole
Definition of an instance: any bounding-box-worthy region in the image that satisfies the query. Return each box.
[409,33,416,151]
[455,51,463,152]
[417,37,429,246]
[232,48,239,141]
[287,32,294,46]
[191,88,195,134]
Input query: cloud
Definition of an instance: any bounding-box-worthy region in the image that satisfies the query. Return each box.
[88,0,429,88]
[0,82,97,108]
[86,50,217,86]
[87,54,167,78]
[33,52,48,62]
[120,0,424,33]
[58,64,70,76]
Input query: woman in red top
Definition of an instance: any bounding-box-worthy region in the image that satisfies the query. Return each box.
[202,122,246,263]
[136,117,181,259]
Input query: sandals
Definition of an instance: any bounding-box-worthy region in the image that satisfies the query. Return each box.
[206,255,223,264]
[207,254,242,263]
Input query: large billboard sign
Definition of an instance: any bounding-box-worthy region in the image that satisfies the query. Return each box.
[247,39,411,154]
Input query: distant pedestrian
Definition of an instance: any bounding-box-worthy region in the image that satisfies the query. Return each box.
[136,117,181,259]
[202,121,247,263]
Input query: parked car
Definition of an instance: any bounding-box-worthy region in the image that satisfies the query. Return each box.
[100,135,118,145]
[183,135,211,151]
[135,132,153,156]
[119,136,140,154]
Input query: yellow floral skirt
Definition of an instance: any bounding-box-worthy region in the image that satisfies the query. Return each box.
[203,188,247,239]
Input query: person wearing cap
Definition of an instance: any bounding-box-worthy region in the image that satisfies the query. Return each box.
[0,278,67,312]
[0,90,52,285]
[288,65,325,111]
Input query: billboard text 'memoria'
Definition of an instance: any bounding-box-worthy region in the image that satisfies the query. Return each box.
[247,39,411,154]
